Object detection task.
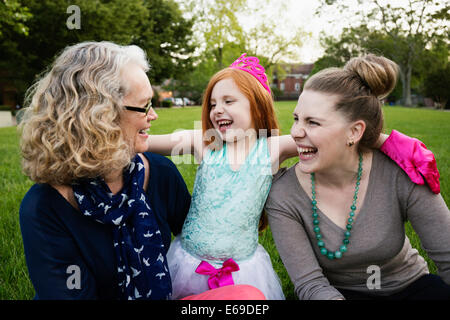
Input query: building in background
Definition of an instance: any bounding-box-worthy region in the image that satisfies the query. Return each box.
[272,63,314,100]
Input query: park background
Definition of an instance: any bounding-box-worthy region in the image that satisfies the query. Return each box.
[0,0,448,299]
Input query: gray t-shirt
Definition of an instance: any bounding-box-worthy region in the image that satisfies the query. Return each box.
[265,150,450,300]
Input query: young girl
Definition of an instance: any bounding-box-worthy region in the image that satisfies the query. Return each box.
[146,53,440,299]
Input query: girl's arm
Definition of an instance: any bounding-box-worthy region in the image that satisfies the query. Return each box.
[269,131,440,193]
[146,129,205,162]
[374,133,389,148]
[271,132,389,167]
[268,135,297,174]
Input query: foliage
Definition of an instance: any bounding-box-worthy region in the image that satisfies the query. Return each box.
[173,0,308,103]
[162,99,173,108]
[424,64,450,109]
[0,0,195,102]
[315,0,449,107]
[132,0,195,83]
[240,2,307,71]
[179,0,246,70]
[0,0,31,37]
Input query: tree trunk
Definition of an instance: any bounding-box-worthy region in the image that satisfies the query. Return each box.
[217,46,223,69]
[404,64,412,107]
[398,66,406,105]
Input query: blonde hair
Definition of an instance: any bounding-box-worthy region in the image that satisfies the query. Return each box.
[20,41,149,185]
[305,54,398,151]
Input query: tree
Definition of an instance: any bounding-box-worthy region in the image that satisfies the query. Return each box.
[0,0,195,101]
[174,0,308,99]
[133,0,195,83]
[0,0,31,38]
[309,25,372,75]
[424,64,450,109]
[317,0,449,107]
[242,19,306,71]
[181,0,247,69]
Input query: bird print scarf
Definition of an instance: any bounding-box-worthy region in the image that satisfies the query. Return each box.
[72,155,171,300]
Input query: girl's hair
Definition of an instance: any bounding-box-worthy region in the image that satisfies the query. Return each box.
[304,53,399,151]
[201,68,280,144]
[201,67,278,232]
[20,41,149,185]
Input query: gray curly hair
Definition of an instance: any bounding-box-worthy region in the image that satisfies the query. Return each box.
[20,41,149,185]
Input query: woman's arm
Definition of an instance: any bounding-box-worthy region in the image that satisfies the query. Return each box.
[19,195,98,299]
[266,202,345,300]
[401,179,450,284]
[264,173,345,300]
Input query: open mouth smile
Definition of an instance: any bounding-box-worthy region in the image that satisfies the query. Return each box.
[216,119,233,132]
[297,146,318,160]
[138,127,150,137]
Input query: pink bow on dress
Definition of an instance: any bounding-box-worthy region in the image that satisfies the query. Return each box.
[195,258,240,289]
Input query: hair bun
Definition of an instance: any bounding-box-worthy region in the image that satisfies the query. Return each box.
[344,54,398,99]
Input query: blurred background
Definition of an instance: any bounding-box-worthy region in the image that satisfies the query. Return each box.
[0,0,448,117]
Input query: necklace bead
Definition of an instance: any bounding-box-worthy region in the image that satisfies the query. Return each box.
[310,153,363,260]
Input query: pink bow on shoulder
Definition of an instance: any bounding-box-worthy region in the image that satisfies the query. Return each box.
[195,258,240,289]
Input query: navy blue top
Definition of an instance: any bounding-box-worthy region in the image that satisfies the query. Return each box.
[19,152,191,300]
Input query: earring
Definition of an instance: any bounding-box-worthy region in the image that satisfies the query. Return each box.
[348,140,355,147]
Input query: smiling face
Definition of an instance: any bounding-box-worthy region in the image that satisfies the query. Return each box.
[291,90,356,173]
[209,78,254,142]
[119,63,157,155]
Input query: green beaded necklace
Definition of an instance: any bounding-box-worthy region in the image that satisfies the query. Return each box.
[310,152,363,260]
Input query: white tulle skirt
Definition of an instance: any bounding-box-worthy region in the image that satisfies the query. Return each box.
[167,236,285,300]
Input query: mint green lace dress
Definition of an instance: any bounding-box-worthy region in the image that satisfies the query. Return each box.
[167,138,285,300]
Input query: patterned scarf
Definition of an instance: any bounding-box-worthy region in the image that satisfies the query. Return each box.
[72,155,171,300]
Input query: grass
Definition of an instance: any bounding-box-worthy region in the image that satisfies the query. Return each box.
[0,103,448,300]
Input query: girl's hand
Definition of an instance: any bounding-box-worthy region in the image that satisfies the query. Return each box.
[268,135,298,174]
[380,130,440,194]
[374,133,389,149]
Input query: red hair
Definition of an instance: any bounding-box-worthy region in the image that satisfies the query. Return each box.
[201,68,280,144]
[200,68,279,231]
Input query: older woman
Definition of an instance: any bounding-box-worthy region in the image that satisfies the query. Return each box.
[265,54,450,300]
[19,41,264,300]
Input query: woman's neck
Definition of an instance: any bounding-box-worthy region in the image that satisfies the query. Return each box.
[314,151,371,189]
[104,171,124,195]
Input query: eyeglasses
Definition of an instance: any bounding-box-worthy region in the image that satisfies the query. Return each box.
[124,100,152,115]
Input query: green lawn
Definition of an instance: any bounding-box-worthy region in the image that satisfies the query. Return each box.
[0,103,448,300]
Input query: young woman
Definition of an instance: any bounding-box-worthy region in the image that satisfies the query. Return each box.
[265,54,450,300]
